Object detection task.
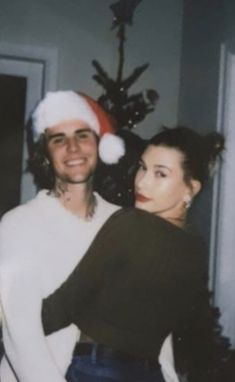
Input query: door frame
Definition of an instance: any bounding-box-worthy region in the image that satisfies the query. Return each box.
[210,43,235,347]
[0,42,58,202]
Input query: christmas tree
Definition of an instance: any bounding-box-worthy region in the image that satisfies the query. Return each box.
[93,0,159,206]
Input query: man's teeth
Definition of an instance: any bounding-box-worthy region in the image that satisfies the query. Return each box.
[66,159,86,166]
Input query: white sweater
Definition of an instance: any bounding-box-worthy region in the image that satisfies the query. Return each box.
[0,190,119,382]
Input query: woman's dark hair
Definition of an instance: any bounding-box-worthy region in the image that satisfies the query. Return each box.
[148,126,225,187]
[27,134,55,190]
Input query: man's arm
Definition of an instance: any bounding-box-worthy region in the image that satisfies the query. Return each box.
[0,218,67,382]
[0,264,67,382]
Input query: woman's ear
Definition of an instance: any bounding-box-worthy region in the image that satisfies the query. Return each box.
[183,180,201,210]
[190,179,202,198]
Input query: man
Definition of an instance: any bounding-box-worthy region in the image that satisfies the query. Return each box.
[0,91,124,382]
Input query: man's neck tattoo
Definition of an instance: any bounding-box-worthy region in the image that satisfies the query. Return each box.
[86,194,97,221]
[50,184,97,220]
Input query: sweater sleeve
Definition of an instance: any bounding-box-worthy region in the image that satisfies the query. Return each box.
[42,263,82,334]
[0,218,67,382]
[42,209,124,335]
[42,240,103,335]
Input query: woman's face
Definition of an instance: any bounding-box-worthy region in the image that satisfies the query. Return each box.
[134,145,193,221]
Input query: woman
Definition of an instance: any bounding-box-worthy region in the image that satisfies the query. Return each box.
[42,126,227,382]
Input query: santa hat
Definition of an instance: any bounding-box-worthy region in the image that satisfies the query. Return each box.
[32,90,125,164]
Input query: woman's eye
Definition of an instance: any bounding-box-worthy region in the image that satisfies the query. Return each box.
[155,171,166,178]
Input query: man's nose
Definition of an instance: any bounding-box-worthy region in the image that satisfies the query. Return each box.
[66,136,79,152]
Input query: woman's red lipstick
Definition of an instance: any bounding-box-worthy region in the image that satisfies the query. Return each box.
[135,193,152,202]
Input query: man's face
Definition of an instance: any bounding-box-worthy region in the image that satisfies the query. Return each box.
[45,120,98,185]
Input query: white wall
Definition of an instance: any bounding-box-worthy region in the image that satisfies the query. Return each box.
[0,0,183,138]
[213,49,235,347]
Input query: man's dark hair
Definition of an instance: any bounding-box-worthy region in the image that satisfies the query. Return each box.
[27,132,55,190]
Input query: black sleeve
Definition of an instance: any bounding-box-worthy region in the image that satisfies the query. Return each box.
[42,263,88,335]
[173,280,233,382]
[42,209,125,335]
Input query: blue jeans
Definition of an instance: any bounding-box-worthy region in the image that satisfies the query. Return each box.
[66,345,165,382]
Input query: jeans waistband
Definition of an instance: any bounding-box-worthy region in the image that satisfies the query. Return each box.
[74,342,159,368]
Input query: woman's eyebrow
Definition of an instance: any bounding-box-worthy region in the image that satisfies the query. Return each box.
[153,164,172,172]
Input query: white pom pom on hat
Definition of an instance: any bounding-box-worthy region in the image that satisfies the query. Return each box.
[99,133,125,165]
[32,90,125,164]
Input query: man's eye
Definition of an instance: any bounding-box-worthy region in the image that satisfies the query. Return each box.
[51,137,64,145]
[79,133,89,139]
[77,131,92,139]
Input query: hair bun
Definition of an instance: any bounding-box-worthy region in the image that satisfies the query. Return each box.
[203,132,225,177]
[204,132,225,157]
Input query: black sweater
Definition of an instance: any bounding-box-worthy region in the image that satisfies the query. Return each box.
[42,208,207,359]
